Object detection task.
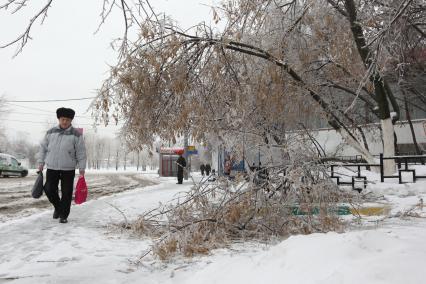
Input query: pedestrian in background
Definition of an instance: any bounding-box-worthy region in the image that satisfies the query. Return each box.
[205,163,211,176]
[37,107,87,224]
[224,156,232,177]
[200,163,205,176]
[176,153,186,184]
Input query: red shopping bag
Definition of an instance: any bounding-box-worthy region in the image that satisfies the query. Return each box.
[75,176,88,204]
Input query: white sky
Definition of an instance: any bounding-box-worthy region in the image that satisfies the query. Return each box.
[0,0,215,142]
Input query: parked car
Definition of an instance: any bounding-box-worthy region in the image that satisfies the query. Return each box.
[0,153,28,177]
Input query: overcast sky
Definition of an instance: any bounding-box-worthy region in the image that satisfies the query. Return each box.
[0,0,215,142]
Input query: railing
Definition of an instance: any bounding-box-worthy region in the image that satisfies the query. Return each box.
[328,154,426,191]
[380,154,426,183]
[329,163,380,192]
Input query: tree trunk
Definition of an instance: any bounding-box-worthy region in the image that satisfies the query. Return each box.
[381,118,396,175]
[343,0,396,173]
[124,152,127,171]
[107,147,111,170]
[116,150,119,171]
[137,152,140,171]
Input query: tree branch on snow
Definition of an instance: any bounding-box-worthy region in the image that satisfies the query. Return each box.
[116,153,357,261]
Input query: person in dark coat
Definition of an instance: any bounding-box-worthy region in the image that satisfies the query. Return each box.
[224,156,232,177]
[200,163,205,176]
[176,154,186,184]
[205,163,211,176]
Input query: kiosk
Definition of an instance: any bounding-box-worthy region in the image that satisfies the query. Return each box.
[159,147,184,177]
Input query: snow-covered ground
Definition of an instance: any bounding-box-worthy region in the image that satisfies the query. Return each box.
[0,168,425,284]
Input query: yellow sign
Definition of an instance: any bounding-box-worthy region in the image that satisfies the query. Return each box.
[350,206,391,216]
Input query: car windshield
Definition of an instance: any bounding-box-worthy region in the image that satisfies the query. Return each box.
[11,158,19,166]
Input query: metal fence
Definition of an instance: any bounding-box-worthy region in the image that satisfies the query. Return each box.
[328,154,426,191]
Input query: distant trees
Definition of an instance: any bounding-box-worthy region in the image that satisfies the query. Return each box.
[84,132,157,170]
[12,134,38,167]
[0,131,38,167]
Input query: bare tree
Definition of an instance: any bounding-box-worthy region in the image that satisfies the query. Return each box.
[324,0,419,171]
[90,0,425,175]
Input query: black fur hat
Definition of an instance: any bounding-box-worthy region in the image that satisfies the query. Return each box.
[56,107,75,119]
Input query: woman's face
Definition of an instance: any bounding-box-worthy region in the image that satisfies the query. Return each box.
[58,117,72,129]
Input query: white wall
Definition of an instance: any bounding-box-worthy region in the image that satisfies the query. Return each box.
[314,119,426,156]
[210,119,426,169]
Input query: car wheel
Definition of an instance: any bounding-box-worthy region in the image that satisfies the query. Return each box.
[21,170,28,177]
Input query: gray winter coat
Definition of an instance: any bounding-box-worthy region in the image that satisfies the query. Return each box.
[37,125,87,171]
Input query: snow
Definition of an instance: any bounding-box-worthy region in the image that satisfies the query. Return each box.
[173,223,426,284]
[1,169,426,283]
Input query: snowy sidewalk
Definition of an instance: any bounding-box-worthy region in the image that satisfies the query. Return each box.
[1,172,426,284]
[0,176,193,283]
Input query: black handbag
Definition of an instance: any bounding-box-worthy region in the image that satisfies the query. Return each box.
[31,171,44,199]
